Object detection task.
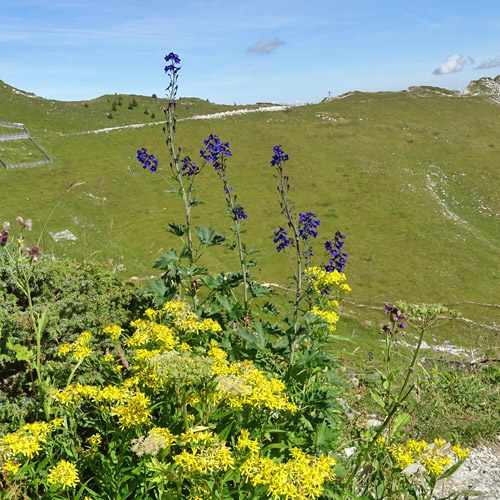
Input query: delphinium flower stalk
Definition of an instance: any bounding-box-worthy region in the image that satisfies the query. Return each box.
[200,134,249,312]
[163,53,196,260]
[271,146,321,365]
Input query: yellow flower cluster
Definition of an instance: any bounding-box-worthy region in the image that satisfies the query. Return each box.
[235,429,259,455]
[162,300,223,336]
[128,318,178,350]
[103,325,122,342]
[304,267,348,295]
[0,419,63,476]
[173,442,234,475]
[46,459,79,489]
[52,383,129,406]
[58,331,92,361]
[52,383,150,429]
[387,438,469,477]
[209,341,297,412]
[240,447,336,500]
[309,306,340,332]
[110,391,151,429]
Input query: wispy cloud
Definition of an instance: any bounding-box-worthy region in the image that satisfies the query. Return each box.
[475,55,500,69]
[247,38,284,54]
[433,54,474,75]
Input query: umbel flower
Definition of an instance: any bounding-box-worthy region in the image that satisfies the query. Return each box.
[136,148,158,173]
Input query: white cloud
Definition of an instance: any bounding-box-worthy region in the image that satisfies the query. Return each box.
[247,38,284,54]
[476,55,500,69]
[433,54,474,75]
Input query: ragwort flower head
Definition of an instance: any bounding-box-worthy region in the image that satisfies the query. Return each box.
[164,52,181,73]
[273,226,293,252]
[136,148,158,173]
[46,460,79,490]
[298,212,320,240]
[200,134,232,170]
[270,145,289,166]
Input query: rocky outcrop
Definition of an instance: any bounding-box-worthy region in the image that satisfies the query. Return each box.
[464,76,500,103]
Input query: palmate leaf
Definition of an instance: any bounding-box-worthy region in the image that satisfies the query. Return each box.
[153,249,179,269]
[166,222,188,237]
[249,281,272,298]
[195,226,226,247]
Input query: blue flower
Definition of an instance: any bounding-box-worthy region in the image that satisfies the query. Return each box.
[181,156,199,177]
[298,212,321,240]
[273,226,293,252]
[232,205,247,221]
[200,134,232,170]
[164,52,181,73]
[324,231,347,272]
[165,52,181,64]
[136,148,158,173]
[270,145,289,166]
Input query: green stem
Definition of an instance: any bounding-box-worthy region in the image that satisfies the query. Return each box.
[341,325,428,498]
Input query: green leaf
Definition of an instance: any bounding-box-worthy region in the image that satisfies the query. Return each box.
[153,249,179,269]
[196,226,215,245]
[249,281,272,298]
[166,222,188,237]
[390,412,411,437]
[7,337,34,363]
[370,390,386,409]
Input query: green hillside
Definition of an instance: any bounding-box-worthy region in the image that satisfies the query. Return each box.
[1,78,499,353]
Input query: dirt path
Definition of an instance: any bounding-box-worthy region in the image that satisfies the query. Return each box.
[60,105,289,137]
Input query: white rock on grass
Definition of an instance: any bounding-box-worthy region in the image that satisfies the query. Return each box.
[50,230,77,241]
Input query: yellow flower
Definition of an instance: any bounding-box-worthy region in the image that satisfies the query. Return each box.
[103,325,122,342]
[309,306,340,331]
[102,353,114,363]
[240,449,336,500]
[47,459,79,489]
[389,445,414,469]
[304,267,347,294]
[86,433,102,448]
[452,444,470,460]
[111,391,151,429]
[2,459,20,475]
[57,331,92,361]
[236,429,260,455]
[174,442,234,475]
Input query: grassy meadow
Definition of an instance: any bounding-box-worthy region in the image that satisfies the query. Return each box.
[1,79,499,361]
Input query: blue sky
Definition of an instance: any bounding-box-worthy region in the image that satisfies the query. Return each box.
[1,0,500,104]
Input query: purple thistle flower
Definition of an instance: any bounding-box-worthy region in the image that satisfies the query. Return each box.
[273,226,293,252]
[382,324,392,334]
[26,245,40,262]
[270,145,289,166]
[232,205,247,221]
[298,212,321,240]
[136,148,158,173]
[0,230,8,246]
